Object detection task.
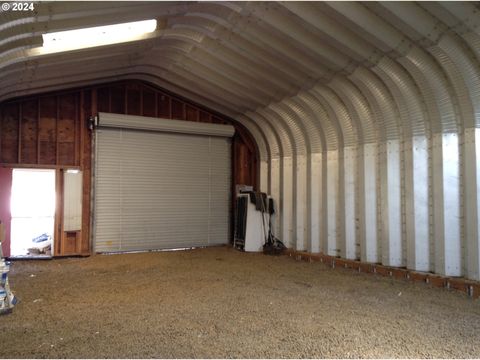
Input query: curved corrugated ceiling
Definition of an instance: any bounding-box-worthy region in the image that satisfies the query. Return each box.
[2,1,480,281]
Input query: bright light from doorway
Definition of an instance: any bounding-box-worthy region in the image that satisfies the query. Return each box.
[42,19,157,52]
[10,169,56,257]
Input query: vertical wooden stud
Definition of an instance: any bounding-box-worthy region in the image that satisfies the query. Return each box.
[36,100,40,164]
[54,168,62,256]
[124,86,128,114]
[343,146,357,260]
[326,150,339,256]
[17,103,22,163]
[108,87,112,113]
[79,92,85,169]
[74,95,79,166]
[55,96,59,165]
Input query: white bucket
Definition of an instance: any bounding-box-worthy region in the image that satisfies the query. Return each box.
[0,287,6,309]
[0,259,9,271]
[0,274,7,289]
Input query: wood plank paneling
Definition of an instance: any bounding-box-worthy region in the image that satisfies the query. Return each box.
[39,97,57,165]
[0,103,19,163]
[186,105,198,122]
[58,94,76,165]
[171,98,185,120]
[142,89,156,117]
[0,167,12,257]
[212,116,228,125]
[110,85,125,114]
[97,87,110,113]
[126,85,141,115]
[54,168,62,256]
[0,79,259,256]
[81,89,92,255]
[157,93,170,118]
[62,232,78,255]
[199,111,211,123]
[20,100,38,164]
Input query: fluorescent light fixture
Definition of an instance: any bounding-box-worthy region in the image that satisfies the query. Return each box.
[65,169,80,174]
[42,19,157,52]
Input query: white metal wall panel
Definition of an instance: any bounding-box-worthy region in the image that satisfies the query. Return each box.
[343,146,357,260]
[326,150,339,256]
[5,1,480,282]
[282,156,294,248]
[405,136,430,272]
[94,123,231,252]
[359,143,378,263]
[464,128,480,280]
[270,157,281,239]
[380,140,403,267]
[309,152,322,253]
[295,154,307,251]
[432,132,462,276]
[63,171,83,232]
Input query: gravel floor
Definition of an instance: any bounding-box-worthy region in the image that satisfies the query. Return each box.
[1,246,479,358]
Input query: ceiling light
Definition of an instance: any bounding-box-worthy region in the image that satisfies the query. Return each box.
[42,19,157,52]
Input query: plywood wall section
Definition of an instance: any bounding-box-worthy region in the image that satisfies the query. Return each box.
[1,95,81,167]
[0,103,19,164]
[0,80,259,256]
[93,81,258,189]
[20,100,38,164]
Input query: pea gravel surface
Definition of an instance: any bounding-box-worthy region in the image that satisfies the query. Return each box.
[1,246,479,358]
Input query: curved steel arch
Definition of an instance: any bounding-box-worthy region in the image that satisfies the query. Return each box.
[2,1,480,280]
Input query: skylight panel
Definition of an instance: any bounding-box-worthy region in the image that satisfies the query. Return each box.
[42,19,157,51]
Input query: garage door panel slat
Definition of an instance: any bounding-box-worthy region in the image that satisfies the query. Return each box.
[94,114,232,252]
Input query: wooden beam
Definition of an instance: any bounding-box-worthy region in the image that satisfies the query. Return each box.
[74,94,79,166]
[124,86,128,114]
[79,91,85,168]
[108,87,112,113]
[0,163,80,170]
[55,96,59,165]
[91,88,97,116]
[168,96,172,119]
[54,168,63,256]
[36,99,40,164]
[285,248,480,299]
[17,103,21,163]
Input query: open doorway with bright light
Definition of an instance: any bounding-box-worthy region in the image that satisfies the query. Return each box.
[10,169,56,258]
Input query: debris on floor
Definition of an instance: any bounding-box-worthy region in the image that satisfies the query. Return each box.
[27,233,52,256]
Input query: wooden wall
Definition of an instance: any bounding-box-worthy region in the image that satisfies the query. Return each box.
[0,93,82,166]
[0,80,258,256]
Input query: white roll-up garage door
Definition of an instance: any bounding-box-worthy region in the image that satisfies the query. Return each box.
[93,112,234,253]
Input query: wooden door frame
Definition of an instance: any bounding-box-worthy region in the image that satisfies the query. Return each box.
[0,167,12,257]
